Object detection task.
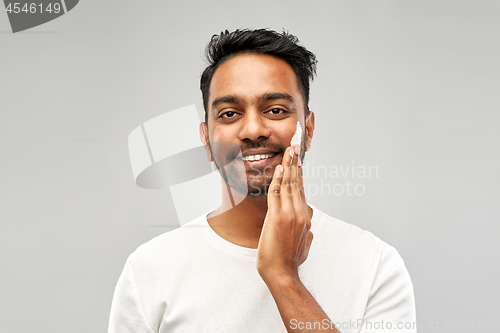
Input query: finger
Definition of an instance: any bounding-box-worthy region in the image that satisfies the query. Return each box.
[298,154,306,203]
[280,147,295,210]
[290,144,300,169]
[267,165,283,212]
[295,149,309,224]
[280,145,293,172]
[289,145,303,214]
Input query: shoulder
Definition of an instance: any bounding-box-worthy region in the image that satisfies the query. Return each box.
[309,205,412,282]
[310,205,393,256]
[308,205,414,297]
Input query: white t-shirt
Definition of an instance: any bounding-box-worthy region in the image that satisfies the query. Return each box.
[108,205,417,333]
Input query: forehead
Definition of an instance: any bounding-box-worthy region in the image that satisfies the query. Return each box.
[208,53,304,108]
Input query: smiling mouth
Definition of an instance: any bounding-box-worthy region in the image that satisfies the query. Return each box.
[241,153,277,162]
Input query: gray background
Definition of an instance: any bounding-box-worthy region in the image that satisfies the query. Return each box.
[1,0,499,332]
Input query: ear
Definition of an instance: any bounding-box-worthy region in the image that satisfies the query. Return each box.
[199,122,213,162]
[305,111,315,152]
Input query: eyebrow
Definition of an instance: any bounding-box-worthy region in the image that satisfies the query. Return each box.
[211,95,240,112]
[211,92,295,113]
[259,92,295,106]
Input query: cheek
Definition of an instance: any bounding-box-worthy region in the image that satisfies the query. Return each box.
[210,126,240,144]
[278,124,300,145]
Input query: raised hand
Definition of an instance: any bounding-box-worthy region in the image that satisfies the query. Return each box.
[257,144,314,282]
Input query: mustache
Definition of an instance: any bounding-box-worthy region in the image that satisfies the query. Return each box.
[240,141,287,154]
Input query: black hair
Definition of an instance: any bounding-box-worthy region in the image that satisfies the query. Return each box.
[200,29,317,123]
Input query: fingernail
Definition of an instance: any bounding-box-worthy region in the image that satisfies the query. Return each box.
[294,145,300,156]
[275,165,283,174]
[289,147,294,158]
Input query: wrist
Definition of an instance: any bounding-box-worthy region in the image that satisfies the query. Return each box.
[260,269,302,290]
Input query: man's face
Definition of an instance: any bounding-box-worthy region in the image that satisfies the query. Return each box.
[200,52,314,196]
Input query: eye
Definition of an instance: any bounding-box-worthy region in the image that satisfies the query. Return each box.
[219,111,238,118]
[266,108,286,115]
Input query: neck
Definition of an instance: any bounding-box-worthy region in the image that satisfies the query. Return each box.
[207,181,312,249]
[207,182,269,248]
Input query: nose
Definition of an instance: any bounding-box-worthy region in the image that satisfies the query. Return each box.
[238,109,271,142]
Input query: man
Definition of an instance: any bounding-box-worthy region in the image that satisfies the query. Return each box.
[109,29,416,333]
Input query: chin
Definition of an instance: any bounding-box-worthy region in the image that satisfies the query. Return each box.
[246,177,272,197]
[246,186,269,197]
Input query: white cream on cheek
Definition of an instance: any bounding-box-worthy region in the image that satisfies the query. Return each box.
[290,121,302,147]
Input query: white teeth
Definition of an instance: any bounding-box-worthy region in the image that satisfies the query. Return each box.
[242,153,275,161]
